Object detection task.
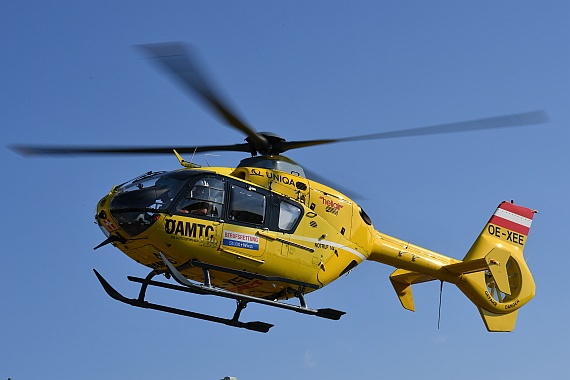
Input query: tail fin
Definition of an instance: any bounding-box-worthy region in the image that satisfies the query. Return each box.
[453,201,536,331]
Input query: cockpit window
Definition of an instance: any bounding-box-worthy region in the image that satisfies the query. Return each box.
[228,185,266,225]
[110,170,198,237]
[175,177,225,217]
[112,170,194,211]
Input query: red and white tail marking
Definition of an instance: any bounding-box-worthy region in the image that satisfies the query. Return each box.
[488,202,535,236]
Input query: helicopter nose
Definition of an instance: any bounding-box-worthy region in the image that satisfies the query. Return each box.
[94,206,125,250]
[104,186,170,238]
[95,170,197,240]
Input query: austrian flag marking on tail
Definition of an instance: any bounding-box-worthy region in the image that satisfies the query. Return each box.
[486,202,536,246]
[489,202,535,235]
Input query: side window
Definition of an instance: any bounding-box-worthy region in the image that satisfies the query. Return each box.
[175,177,224,218]
[278,201,302,231]
[228,185,266,225]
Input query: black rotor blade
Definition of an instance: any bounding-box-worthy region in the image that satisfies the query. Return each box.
[10,143,252,157]
[135,42,268,153]
[11,110,549,157]
[302,166,365,200]
[273,110,550,154]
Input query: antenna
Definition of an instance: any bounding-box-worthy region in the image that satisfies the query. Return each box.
[437,280,444,329]
[525,250,532,264]
[203,153,220,167]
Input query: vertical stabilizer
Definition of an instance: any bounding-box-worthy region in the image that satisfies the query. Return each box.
[479,308,519,332]
[457,201,536,331]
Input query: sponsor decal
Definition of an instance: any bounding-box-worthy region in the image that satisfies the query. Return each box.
[164,218,218,247]
[505,299,520,310]
[485,290,498,306]
[319,196,344,215]
[165,218,214,238]
[223,230,260,251]
[250,169,308,192]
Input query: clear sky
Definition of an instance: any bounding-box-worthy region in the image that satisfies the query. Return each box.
[2,1,568,379]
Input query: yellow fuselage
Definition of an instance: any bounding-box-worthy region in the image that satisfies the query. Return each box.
[97,165,374,300]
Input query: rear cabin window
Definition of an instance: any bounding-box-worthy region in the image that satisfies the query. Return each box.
[278,201,302,231]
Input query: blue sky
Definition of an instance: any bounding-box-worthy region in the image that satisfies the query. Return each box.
[2,1,569,379]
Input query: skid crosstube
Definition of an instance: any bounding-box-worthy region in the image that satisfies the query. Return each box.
[93,253,345,333]
[94,269,272,332]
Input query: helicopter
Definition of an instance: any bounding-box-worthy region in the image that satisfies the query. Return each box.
[11,42,549,333]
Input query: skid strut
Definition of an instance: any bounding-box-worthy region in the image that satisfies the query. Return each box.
[93,253,345,333]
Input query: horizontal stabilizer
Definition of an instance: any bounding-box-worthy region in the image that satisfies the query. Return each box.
[389,269,435,312]
[444,258,487,274]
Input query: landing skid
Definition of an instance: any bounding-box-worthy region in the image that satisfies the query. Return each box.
[93,253,345,333]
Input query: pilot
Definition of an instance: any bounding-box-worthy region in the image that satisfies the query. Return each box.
[182,201,211,216]
[176,178,222,217]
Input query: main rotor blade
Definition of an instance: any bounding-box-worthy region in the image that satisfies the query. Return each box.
[10,143,252,157]
[11,110,549,157]
[135,42,268,153]
[274,110,550,154]
[302,166,365,200]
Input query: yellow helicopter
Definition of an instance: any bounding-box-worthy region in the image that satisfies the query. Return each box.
[12,42,549,333]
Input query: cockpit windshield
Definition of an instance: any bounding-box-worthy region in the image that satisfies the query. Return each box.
[112,170,195,210]
[110,170,198,236]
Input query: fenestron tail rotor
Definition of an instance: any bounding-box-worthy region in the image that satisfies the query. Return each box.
[485,258,522,304]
